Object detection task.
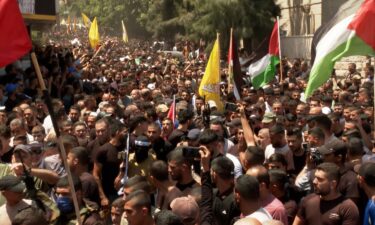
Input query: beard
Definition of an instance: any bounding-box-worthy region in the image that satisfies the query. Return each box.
[314,185,330,196]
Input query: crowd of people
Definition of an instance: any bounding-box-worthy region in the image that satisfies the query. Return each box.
[0,29,375,225]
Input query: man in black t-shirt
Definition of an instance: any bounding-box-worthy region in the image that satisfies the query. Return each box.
[286,129,306,175]
[93,121,127,209]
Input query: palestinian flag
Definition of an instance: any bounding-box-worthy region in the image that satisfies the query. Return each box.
[305,0,375,98]
[228,29,244,100]
[248,21,280,89]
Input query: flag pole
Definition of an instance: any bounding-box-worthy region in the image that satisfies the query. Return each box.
[277,16,283,83]
[31,53,82,225]
[228,28,233,94]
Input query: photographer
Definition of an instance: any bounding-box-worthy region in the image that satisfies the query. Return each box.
[317,140,360,204]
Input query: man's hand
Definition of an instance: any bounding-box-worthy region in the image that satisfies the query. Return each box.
[237,103,245,115]
[11,163,27,176]
[199,145,211,173]
[101,197,109,209]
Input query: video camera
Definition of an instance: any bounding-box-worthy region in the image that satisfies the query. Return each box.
[302,143,324,166]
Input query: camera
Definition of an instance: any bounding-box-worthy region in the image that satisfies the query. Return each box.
[302,143,324,166]
[182,147,201,159]
[310,147,324,166]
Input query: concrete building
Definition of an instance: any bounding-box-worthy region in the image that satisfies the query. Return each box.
[276,0,347,59]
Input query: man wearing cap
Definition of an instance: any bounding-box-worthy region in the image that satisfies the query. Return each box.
[317,140,360,204]
[11,144,59,192]
[293,162,359,225]
[358,162,375,225]
[0,175,32,225]
[262,112,276,129]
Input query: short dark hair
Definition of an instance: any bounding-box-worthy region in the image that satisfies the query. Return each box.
[109,121,126,137]
[154,210,183,225]
[359,162,375,187]
[211,156,234,180]
[269,169,289,189]
[129,116,148,133]
[167,147,190,166]
[111,197,125,209]
[308,127,325,141]
[150,160,169,182]
[313,115,332,132]
[245,146,265,166]
[124,190,151,214]
[316,162,340,182]
[70,146,90,166]
[268,153,287,167]
[124,175,147,189]
[235,175,260,201]
[286,128,302,139]
[198,129,218,145]
[347,137,364,157]
[178,109,193,124]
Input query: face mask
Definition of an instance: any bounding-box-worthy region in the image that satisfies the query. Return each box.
[56,196,74,214]
[135,147,148,162]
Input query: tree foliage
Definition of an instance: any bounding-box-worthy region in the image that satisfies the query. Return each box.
[61,0,280,46]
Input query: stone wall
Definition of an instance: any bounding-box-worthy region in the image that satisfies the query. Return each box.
[334,56,372,78]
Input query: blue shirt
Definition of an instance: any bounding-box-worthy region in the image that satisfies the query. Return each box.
[364,199,375,225]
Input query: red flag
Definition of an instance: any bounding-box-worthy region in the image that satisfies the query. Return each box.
[0,0,32,68]
[167,97,176,125]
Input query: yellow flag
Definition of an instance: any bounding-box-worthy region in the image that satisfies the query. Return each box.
[81,13,91,28]
[89,17,100,49]
[198,37,223,112]
[121,20,129,43]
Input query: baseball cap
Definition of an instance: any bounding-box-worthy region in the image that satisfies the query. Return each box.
[187,129,201,141]
[170,196,199,223]
[0,175,26,193]
[318,140,347,155]
[14,144,32,154]
[262,112,276,124]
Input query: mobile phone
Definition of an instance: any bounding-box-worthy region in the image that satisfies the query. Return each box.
[225,102,238,112]
[182,147,201,159]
